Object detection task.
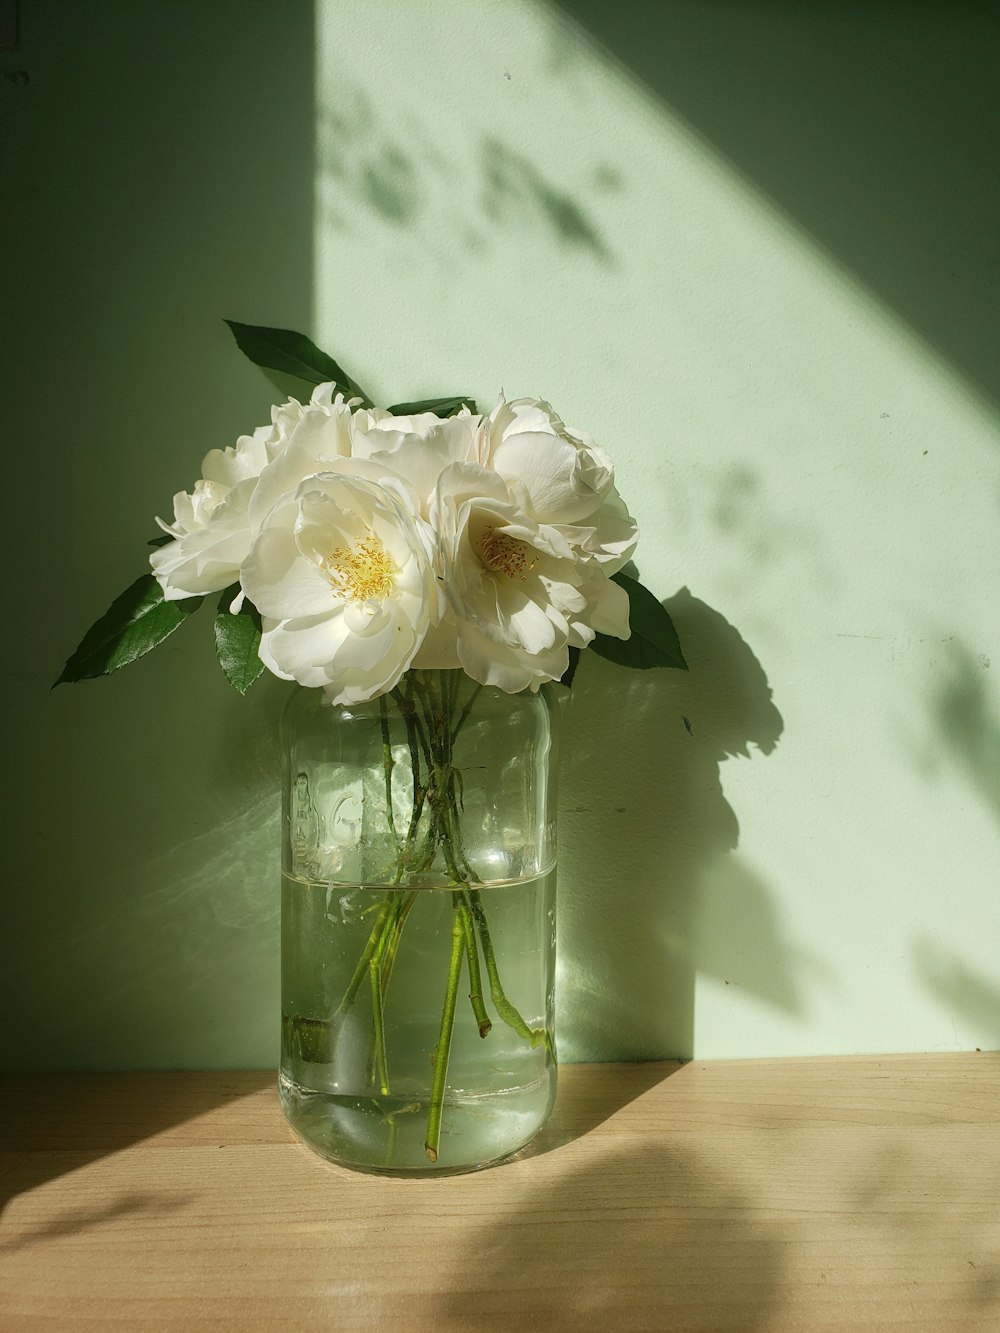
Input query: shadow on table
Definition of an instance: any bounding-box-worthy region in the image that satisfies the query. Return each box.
[513,1060,684,1161]
[442,1136,784,1329]
[0,1186,198,1256]
[0,1071,275,1217]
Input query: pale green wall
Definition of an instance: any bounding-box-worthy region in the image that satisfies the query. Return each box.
[4,0,999,1070]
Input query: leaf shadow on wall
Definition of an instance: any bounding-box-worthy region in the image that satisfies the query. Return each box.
[911,641,1000,1050]
[316,70,616,264]
[555,589,792,1060]
[930,641,1000,828]
[913,938,1000,1050]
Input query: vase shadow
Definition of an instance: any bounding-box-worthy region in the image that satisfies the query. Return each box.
[555,588,789,1061]
[511,1059,683,1161]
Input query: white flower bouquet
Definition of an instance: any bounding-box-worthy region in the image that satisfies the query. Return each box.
[59,323,687,1167]
[59,322,685,697]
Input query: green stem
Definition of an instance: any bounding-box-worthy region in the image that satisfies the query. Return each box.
[410,670,438,730]
[378,694,400,853]
[425,903,465,1163]
[369,957,390,1095]
[365,891,418,1085]
[407,676,434,771]
[449,668,463,717]
[468,888,554,1057]
[458,897,491,1037]
[441,778,479,885]
[451,681,483,745]
[333,899,396,1021]
[380,892,418,1000]
[437,802,469,886]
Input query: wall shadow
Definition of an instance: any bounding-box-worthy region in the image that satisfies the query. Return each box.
[555,589,791,1060]
[2,661,285,1074]
[0,1071,274,1216]
[0,0,315,1171]
[549,0,1000,410]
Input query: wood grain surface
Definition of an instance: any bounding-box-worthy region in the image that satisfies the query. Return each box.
[2,1054,998,1330]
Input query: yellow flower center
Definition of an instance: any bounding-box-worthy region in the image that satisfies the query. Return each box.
[325,528,394,601]
[479,526,534,580]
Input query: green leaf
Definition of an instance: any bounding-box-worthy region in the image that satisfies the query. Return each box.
[387,396,478,418]
[54,575,204,686]
[558,646,582,688]
[590,572,688,671]
[213,587,265,695]
[224,320,374,407]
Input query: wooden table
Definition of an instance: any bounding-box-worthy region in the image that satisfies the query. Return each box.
[2,1054,998,1330]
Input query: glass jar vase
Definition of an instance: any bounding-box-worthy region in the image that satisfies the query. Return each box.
[278,669,558,1175]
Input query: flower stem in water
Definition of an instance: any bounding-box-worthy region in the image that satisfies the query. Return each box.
[334,898,396,1021]
[378,694,400,853]
[380,892,417,1000]
[458,897,492,1037]
[468,888,553,1057]
[369,957,390,1096]
[425,900,465,1163]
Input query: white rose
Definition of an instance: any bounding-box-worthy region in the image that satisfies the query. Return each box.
[247,386,354,530]
[200,423,273,490]
[153,385,356,608]
[480,394,614,524]
[350,408,480,517]
[150,426,271,600]
[480,392,638,573]
[432,462,599,692]
[550,487,639,573]
[240,470,442,704]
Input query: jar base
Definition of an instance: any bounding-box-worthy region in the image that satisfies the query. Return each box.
[279,1068,556,1176]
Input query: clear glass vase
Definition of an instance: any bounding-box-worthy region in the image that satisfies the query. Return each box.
[278,669,558,1175]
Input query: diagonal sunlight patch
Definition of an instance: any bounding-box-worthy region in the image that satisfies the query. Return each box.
[312,1,1000,1062]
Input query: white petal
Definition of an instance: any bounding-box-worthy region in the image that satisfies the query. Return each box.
[456,619,567,692]
[248,403,353,527]
[260,612,352,687]
[241,521,336,619]
[485,395,614,524]
[500,588,559,654]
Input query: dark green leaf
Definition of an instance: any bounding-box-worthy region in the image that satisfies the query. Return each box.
[224,320,374,406]
[213,587,265,695]
[387,396,478,418]
[558,646,582,688]
[257,368,325,405]
[590,572,688,671]
[54,575,204,686]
